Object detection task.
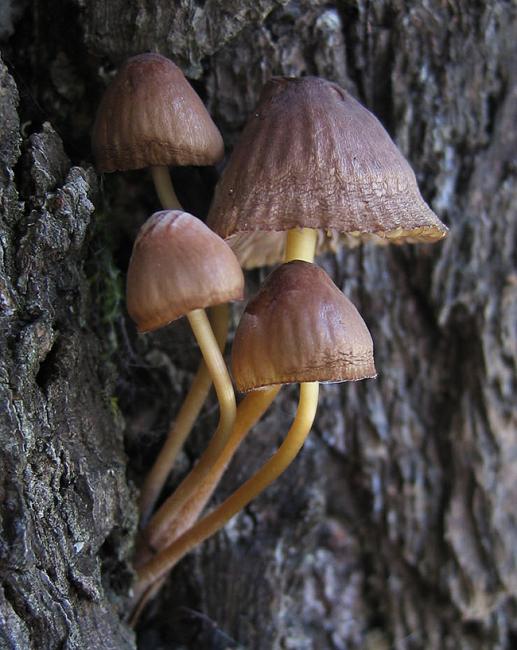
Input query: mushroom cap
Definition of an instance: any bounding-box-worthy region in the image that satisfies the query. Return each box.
[93,53,224,172]
[208,76,447,268]
[232,260,376,391]
[127,210,244,332]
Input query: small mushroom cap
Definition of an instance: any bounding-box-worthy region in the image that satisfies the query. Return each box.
[232,260,376,392]
[208,76,447,268]
[93,53,224,172]
[127,210,244,333]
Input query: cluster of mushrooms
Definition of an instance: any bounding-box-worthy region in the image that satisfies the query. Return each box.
[92,53,448,620]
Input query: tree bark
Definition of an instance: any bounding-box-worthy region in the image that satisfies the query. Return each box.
[1,1,516,648]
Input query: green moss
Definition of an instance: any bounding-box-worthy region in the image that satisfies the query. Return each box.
[86,209,125,359]
[108,395,124,426]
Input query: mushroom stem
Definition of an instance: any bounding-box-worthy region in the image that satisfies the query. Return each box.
[138,303,229,525]
[284,227,317,263]
[137,385,281,558]
[137,308,236,546]
[132,381,319,609]
[186,308,236,459]
[151,165,182,209]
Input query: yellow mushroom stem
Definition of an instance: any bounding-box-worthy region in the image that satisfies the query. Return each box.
[131,381,319,613]
[137,385,281,558]
[284,227,317,263]
[138,303,229,525]
[136,308,235,547]
[151,165,182,210]
[186,307,236,462]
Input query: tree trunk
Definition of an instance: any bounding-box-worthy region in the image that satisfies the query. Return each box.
[1,1,516,648]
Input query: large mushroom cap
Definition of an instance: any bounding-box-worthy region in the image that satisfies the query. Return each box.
[93,53,224,172]
[127,210,244,333]
[232,260,376,391]
[208,76,447,268]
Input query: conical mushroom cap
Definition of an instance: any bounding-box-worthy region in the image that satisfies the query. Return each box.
[127,210,244,332]
[208,76,447,268]
[93,53,224,172]
[232,261,376,391]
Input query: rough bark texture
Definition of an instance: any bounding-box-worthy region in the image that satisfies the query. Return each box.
[1,1,516,649]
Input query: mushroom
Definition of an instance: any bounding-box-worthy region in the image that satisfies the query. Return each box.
[207,76,448,267]
[92,52,224,209]
[127,210,243,525]
[141,75,432,550]
[93,53,230,522]
[138,74,449,573]
[131,260,376,612]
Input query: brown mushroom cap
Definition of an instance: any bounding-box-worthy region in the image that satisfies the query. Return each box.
[232,260,376,391]
[127,210,244,333]
[93,53,224,172]
[208,76,447,268]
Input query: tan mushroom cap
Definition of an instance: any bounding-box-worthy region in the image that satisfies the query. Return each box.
[232,261,376,392]
[93,53,224,172]
[127,210,244,333]
[208,76,447,269]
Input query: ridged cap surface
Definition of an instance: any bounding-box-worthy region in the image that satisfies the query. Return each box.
[127,210,244,332]
[208,76,447,268]
[93,53,224,172]
[232,261,376,391]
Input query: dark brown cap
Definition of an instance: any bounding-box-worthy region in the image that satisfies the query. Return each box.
[232,260,376,391]
[208,76,447,268]
[93,53,224,172]
[127,210,244,332]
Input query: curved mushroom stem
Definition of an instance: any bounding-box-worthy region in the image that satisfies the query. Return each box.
[137,385,281,558]
[151,165,182,210]
[138,303,229,525]
[186,308,236,460]
[284,227,317,263]
[131,382,319,614]
[167,386,281,541]
[136,307,236,549]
